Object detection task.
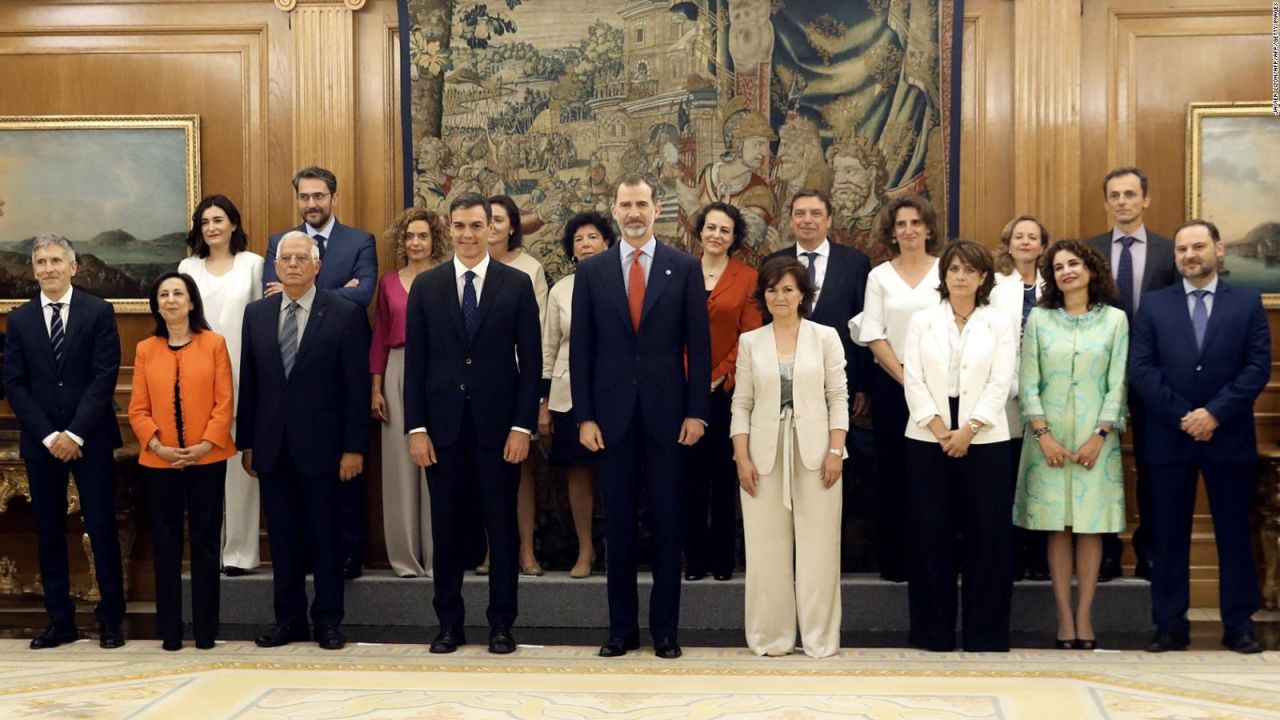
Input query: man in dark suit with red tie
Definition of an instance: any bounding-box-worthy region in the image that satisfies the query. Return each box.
[1129,220,1268,654]
[570,173,712,659]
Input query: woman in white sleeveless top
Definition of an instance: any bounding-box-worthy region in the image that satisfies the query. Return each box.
[178,195,264,575]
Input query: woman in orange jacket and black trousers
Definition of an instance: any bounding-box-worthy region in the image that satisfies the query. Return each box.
[129,271,236,651]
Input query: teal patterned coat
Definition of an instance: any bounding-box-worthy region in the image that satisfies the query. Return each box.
[1013,305,1129,533]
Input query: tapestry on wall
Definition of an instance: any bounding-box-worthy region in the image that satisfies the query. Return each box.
[400,0,960,281]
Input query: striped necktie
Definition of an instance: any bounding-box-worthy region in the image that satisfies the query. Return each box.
[48,302,65,366]
[280,301,299,377]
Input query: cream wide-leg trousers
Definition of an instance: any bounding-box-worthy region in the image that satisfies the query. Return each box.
[741,407,842,658]
[221,442,260,569]
[382,347,433,577]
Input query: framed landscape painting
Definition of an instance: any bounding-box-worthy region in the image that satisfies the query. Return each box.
[0,115,200,313]
[1186,101,1280,306]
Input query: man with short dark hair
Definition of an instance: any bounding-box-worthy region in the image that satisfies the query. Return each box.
[404,192,542,655]
[1129,220,1268,654]
[263,166,378,579]
[1085,166,1176,581]
[3,234,126,649]
[571,173,711,659]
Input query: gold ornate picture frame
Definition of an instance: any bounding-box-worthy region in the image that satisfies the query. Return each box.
[1186,101,1280,307]
[0,115,200,313]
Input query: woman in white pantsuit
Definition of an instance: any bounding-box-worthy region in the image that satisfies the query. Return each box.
[370,208,449,577]
[179,194,264,575]
[731,257,849,658]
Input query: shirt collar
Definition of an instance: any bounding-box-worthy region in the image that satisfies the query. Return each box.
[1112,225,1148,244]
[795,238,830,258]
[282,283,318,312]
[454,252,491,280]
[1182,275,1219,296]
[621,237,657,261]
[41,286,73,307]
[305,215,337,239]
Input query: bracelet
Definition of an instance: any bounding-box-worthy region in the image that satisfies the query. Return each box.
[827,448,843,456]
[1031,427,1052,439]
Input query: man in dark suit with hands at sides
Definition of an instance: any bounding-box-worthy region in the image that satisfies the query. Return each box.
[570,173,712,659]
[404,192,542,656]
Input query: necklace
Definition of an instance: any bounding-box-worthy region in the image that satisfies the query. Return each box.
[952,307,974,325]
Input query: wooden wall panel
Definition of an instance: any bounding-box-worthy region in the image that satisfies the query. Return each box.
[958,0,1015,249]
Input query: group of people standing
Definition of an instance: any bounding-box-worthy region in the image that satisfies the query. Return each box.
[2,164,1267,658]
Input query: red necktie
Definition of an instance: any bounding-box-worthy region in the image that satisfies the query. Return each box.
[628,248,645,331]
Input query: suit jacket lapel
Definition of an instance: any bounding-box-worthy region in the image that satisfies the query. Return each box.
[639,242,673,329]
[1197,282,1230,356]
[707,257,741,305]
[293,290,328,372]
[58,291,93,373]
[440,266,467,343]
[814,248,847,317]
[601,243,632,332]
[260,294,288,382]
[29,298,58,371]
[469,263,505,344]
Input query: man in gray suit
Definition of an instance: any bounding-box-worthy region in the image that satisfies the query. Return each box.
[1085,166,1176,582]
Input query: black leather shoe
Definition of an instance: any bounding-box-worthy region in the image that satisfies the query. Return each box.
[98,623,125,649]
[654,637,682,659]
[255,623,310,648]
[1134,558,1151,580]
[1145,630,1189,653]
[430,626,466,654]
[488,626,516,654]
[1222,632,1264,654]
[598,635,640,658]
[195,638,216,650]
[684,569,707,581]
[342,556,363,580]
[1097,556,1121,583]
[162,638,183,652]
[713,571,732,581]
[315,625,345,650]
[29,624,78,650]
[223,566,248,577]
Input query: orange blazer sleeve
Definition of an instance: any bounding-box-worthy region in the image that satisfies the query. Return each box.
[127,338,160,448]
[202,334,235,452]
[711,261,762,392]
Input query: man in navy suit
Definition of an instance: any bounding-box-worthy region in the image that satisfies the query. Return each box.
[404,192,541,656]
[1086,166,1177,582]
[263,166,377,579]
[1129,220,1268,654]
[3,234,125,649]
[239,231,370,650]
[570,173,712,659]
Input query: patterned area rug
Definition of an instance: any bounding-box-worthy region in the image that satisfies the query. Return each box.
[0,640,1276,719]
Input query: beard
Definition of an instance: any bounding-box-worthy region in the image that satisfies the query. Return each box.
[831,182,871,219]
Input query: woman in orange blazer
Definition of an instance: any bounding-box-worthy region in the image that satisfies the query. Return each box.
[129,271,235,651]
[684,202,764,581]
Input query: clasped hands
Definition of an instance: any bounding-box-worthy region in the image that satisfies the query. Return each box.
[152,440,214,469]
[48,432,83,462]
[1180,408,1217,442]
[1036,431,1104,470]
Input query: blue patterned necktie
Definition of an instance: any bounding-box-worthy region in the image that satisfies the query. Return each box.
[1116,236,1136,316]
[462,270,478,337]
[1191,289,1210,350]
[48,302,65,366]
[280,301,299,378]
[802,252,818,288]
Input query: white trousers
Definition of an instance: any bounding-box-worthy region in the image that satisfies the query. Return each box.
[381,347,433,577]
[741,407,842,658]
[221,444,260,569]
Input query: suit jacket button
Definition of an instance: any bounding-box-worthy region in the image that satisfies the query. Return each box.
[1195,365,1202,371]
[459,383,466,391]
[57,381,64,387]
[465,358,472,365]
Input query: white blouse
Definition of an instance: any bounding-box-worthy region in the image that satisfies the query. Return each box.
[854,258,941,359]
[178,251,264,394]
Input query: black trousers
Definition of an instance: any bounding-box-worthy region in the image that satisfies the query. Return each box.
[1009,439,1048,576]
[145,462,225,643]
[338,472,366,567]
[25,451,124,628]
[427,402,520,629]
[1149,460,1259,636]
[869,364,910,578]
[682,385,737,576]
[905,437,1012,652]
[599,403,685,642]
[259,449,343,627]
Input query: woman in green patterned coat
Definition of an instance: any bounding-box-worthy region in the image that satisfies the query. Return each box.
[1013,239,1128,651]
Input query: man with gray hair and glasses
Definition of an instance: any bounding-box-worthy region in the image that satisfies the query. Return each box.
[3,233,126,649]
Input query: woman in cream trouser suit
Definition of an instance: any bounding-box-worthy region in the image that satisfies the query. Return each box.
[731,257,849,658]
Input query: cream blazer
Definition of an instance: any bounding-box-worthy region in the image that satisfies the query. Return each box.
[991,271,1042,437]
[902,302,1016,444]
[541,275,574,412]
[730,320,850,476]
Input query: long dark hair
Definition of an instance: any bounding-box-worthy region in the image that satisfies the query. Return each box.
[488,194,524,250]
[1038,239,1120,309]
[149,271,212,338]
[185,194,249,258]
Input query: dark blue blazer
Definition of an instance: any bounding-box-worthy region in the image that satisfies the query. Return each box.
[264,221,378,307]
[569,240,712,445]
[765,242,871,397]
[3,289,123,459]
[402,259,542,447]
[237,289,370,476]
[1129,280,1270,463]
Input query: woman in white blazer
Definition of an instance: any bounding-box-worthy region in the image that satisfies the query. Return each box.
[731,257,849,658]
[991,214,1050,581]
[538,212,616,578]
[902,240,1017,652]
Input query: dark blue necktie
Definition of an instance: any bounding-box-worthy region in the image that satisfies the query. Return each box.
[802,251,818,288]
[1191,289,1210,350]
[314,234,327,261]
[462,270,478,337]
[48,302,65,366]
[1116,236,1136,316]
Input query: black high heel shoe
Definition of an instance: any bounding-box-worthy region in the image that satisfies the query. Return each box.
[1073,638,1097,651]
[1054,638,1075,650]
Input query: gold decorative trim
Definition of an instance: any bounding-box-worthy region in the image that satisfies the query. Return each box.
[275,0,367,10]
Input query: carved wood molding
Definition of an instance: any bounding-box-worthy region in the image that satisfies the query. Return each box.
[274,0,366,11]
[1013,0,1082,239]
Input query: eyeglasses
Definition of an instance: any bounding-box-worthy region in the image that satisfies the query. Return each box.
[298,192,330,203]
[277,254,316,265]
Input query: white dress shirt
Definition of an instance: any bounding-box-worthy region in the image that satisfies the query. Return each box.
[856,258,942,358]
[1183,275,1218,319]
[454,252,492,304]
[793,239,831,304]
[39,287,83,448]
[277,284,318,354]
[305,214,336,240]
[619,237,656,293]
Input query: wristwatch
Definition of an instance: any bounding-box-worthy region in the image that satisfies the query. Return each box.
[1094,427,1109,438]
[827,448,843,457]
[967,420,983,435]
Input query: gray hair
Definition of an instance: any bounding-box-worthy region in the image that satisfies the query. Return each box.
[31,233,77,262]
[277,230,320,260]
